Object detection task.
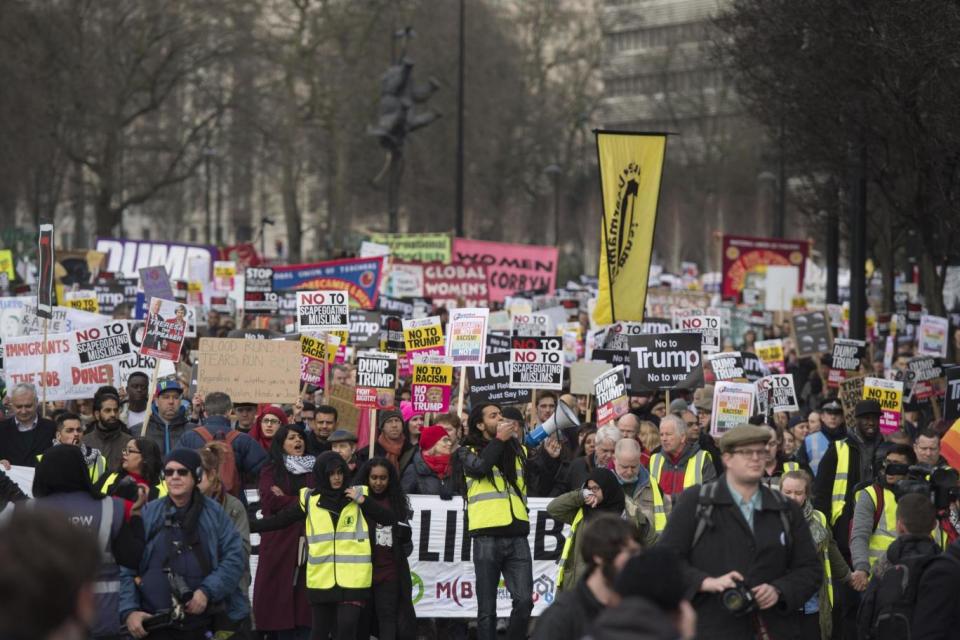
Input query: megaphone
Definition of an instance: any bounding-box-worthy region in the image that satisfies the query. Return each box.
[525,401,581,447]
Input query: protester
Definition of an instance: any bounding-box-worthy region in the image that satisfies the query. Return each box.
[577,425,598,459]
[401,401,424,448]
[800,398,846,475]
[250,451,397,640]
[328,429,360,479]
[588,548,698,640]
[857,494,942,639]
[120,448,249,639]
[914,428,948,470]
[121,373,150,428]
[612,437,667,539]
[178,392,267,491]
[637,419,660,455]
[458,402,533,640]
[402,424,461,498]
[648,414,716,498]
[250,404,288,452]
[304,404,338,454]
[41,411,108,483]
[656,424,821,640]
[549,467,653,590]
[130,379,193,455]
[360,409,415,472]
[97,437,167,504]
[0,382,57,467]
[33,445,146,639]
[553,425,620,495]
[0,509,102,640]
[781,469,851,639]
[234,402,259,434]
[615,412,640,442]
[254,424,316,639]
[759,424,800,490]
[355,457,417,640]
[532,515,641,640]
[911,537,960,639]
[85,391,133,471]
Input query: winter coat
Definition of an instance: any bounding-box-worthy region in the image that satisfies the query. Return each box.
[656,475,822,640]
[118,494,249,623]
[253,463,316,630]
[548,489,654,590]
[912,538,960,640]
[0,416,56,466]
[401,450,463,498]
[130,411,193,455]
[550,454,596,497]
[82,422,133,471]
[532,577,605,640]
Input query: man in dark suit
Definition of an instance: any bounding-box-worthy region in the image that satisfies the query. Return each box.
[0,382,57,467]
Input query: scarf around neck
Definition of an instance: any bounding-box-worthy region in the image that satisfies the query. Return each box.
[803,499,829,549]
[378,433,404,469]
[422,452,451,478]
[284,454,317,476]
[52,440,102,468]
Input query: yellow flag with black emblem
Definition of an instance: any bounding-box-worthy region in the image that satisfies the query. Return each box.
[593,131,666,325]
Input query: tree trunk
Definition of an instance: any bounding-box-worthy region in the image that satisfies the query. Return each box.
[281,155,302,264]
[919,251,945,316]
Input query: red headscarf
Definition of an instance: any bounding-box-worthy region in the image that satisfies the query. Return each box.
[250,405,287,452]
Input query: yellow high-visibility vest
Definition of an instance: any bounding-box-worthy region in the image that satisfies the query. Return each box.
[830,441,851,525]
[556,508,585,590]
[650,478,667,534]
[301,486,372,590]
[861,485,897,570]
[465,447,528,532]
[783,461,800,473]
[98,472,168,499]
[649,450,711,492]
[38,452,108,485]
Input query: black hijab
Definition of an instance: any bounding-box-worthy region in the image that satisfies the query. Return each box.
[313,451,350,514]
[584,467,625,520]
[33,446,101,500]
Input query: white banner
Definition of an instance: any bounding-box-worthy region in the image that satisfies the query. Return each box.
[3,332,117,401]
[245,492,569,617]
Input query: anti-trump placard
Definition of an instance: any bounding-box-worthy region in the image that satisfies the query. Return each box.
[297,290,349,332]
[355,352,398,410]
[863,377,903,435]
[300,333,340,388]
[411,358,453,413]
[594,365,628,426]
[674,315,720,353]
[754,339,785,374]
[510,335,564,391]
[403,316,445,359]
[708,351,746,381]
[467,352,532,405]
[629,333,703,392]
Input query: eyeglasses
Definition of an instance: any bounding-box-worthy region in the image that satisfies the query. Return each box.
[732,448,768,459]
[122,447,141,455]
[163,468,191,477]
[261,417,282,425]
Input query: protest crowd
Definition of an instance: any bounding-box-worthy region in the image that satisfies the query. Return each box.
[4,172,960,639]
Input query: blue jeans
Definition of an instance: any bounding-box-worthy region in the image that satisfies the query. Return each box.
[472,536,533,640]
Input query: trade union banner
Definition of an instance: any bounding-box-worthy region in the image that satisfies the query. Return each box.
[593,131,666,325]
[451,238,557,303]
[721,234,809,300]
[272,257,384,310]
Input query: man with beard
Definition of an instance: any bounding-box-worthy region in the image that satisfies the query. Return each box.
[85,391,133,471]
[120,373,150,429]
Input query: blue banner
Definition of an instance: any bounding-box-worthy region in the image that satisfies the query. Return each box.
[272,257,384,310]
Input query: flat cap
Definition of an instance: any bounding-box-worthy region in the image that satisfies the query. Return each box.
[693,385,714,411]
[854,399,882,417]
[720,424,772,453]
[327,429,358,443]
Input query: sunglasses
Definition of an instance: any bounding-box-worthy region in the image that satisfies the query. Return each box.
[163,468,192,478]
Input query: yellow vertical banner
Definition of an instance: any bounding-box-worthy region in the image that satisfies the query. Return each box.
[593,131,666,325]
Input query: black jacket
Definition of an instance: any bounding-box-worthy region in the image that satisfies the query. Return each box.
[532,577,605,640]
[586,596,685,640]
[656,475,822,640]
[0,469,28,510]
[550,454,595,497]
[401,450,463,498]
[912,539,960,640]
[0,416,56,467]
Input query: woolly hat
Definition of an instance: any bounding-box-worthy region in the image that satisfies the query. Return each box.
[419,425,448,452]
[614,548,687,611]
[163,448,203,482]
[378,410,403,431]
[401,400,423,423]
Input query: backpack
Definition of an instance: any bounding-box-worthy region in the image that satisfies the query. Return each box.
[193,427,243,497]
[856,542,941,640]
[692,480,793,551]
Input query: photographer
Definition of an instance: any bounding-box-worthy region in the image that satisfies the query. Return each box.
[119,448,249,639]
[849,444,917,586]
[657,424,821,640]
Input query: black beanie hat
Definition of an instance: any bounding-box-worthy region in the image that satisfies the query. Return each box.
[378,410,403,431]
[163,448,203,482]
[33,446,98,499]
[614,548,687,612]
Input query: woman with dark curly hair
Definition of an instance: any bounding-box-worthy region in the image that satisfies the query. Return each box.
[254,425,316,639]
[355,457,416,640]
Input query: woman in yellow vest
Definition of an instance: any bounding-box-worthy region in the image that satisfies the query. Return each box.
[250,450,397,640]
[95,437,167,505]
[781,469,852,640]
[547,467,649,591]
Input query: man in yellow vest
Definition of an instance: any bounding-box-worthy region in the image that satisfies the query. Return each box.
[849,444,916,586]
[649,414,716,498]
[612,437,666,542]
[459,402,532,640]
[38,412,108,484]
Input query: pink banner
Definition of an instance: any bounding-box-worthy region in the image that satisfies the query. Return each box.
[452,239,558,303]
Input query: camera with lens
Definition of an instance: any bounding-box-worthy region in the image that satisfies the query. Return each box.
[893,465,960,510]
[720,581,758,617]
